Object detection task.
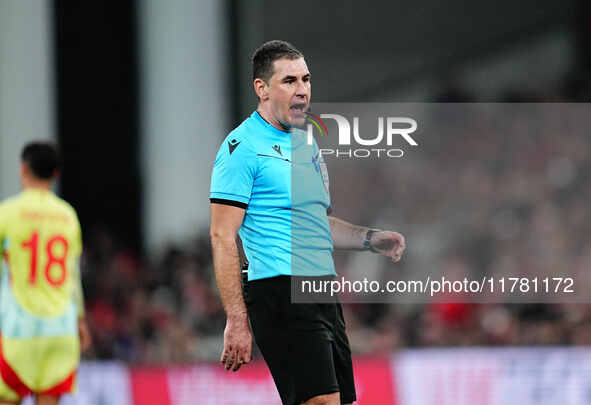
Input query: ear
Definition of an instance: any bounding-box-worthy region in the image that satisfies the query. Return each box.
[253,78,269,101]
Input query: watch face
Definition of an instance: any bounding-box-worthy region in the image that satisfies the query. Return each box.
[364,230,372,249]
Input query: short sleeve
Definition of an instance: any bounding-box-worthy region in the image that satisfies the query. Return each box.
[210,135,258,208]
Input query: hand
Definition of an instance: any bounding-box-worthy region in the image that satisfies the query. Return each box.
[371,231,406,262]
[78,317,92,352]
[220,315,252,372]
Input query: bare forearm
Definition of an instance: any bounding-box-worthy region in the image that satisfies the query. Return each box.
[211,236,247,321]
[328,216,368,250]
[329,216,407,262]
[72,259,85,317]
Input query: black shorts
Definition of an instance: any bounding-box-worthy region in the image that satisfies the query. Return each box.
[243,274,356,405]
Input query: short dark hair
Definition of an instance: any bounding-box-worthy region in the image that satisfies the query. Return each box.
[252,40,304,83]
[21,141,61,180]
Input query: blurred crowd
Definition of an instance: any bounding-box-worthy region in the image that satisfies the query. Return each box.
[82,232,225,363]
[82,82,591,363]
[332,86,591,355]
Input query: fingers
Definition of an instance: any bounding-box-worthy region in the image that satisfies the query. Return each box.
[227,353,237,371]
[233,345,251,371]
[221,324,252,372]
[393,245,405,261]
[220,345,233,369]
[222,351,235,370]
[232,344,252,371]
[232,356,243,372]
[78,319,90,351]
[84,328,92,350]
[79,325,92,351]
[391,234,406,262]
[221,344,250,372]
[392,246,405,262]
[220,345,232,369]
[230,347,243,371]
[80,334,88,351]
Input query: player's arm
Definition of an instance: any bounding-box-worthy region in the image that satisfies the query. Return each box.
[72,218,92,351]
[72,261,91,352]
[210,203,251,372]
[72,258,85,318]
[312,141,407,261]
[328,216,406,262]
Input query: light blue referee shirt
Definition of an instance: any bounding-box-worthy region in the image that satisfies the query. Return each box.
[210,111,335,281]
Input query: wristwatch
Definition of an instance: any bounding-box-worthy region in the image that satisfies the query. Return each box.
[363,229,380,253]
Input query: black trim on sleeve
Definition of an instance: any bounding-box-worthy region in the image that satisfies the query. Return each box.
[327,206,333,215]
[210,198,248,209]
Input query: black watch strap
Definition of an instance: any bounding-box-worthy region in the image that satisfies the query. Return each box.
[363,229,380,253]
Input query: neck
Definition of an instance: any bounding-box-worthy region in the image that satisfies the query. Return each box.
[257,105,290,132]
[23,179,52,191]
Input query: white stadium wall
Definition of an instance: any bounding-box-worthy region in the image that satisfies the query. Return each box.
[138,0,230,252]
[0,0,56,198]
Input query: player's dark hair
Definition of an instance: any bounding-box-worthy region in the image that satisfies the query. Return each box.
[21,141,61,180]
[252,40,304,83]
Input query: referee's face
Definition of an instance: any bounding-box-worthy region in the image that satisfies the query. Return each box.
[267,57,311,129]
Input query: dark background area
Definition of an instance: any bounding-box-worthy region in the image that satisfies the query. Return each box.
[53,0,142,253]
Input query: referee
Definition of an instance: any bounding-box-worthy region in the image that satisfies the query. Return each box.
[210,40,405,405]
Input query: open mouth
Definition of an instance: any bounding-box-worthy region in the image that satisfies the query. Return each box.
[290,104,308,114]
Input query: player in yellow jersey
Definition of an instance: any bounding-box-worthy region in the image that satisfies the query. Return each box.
[0,142,91,405]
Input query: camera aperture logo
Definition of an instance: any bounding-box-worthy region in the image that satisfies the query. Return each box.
[305,112,418,158]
